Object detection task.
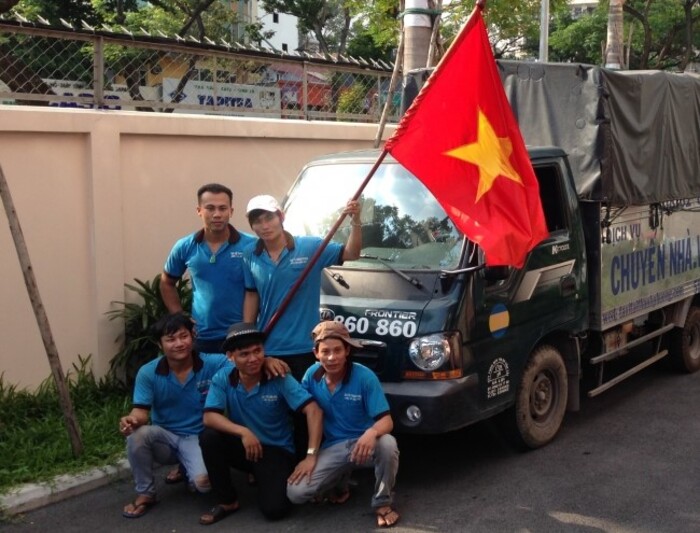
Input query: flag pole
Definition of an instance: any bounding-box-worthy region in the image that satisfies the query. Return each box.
[262,149,389,335]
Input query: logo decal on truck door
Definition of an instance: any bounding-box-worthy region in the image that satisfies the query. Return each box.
[487,357,510,399]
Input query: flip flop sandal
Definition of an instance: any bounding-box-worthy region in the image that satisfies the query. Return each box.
[122,498,158,519]
[164,468,185,484]
[199,503,239,526]
[328,487,350,504]
[376,507,400,528]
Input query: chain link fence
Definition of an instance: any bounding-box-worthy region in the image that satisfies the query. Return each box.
[0,19,401,122]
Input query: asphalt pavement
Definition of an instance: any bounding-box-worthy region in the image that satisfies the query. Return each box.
[2,360,700,532]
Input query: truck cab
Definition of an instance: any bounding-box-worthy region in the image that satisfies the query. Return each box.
[282,146,588,447]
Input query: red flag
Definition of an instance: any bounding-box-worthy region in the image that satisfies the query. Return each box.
[385,7,548,268]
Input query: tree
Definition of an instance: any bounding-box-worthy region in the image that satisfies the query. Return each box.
[623,0,700,70]
[548,4,608,64]
[548,0,700,70]
[0,0,21,13]
[440,0,568,59]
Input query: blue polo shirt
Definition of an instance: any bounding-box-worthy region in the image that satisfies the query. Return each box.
[133,353,231,436]
[302,362,390,448]
[243,233,343,356]
[164,225,256,343]
[204,369,313,454]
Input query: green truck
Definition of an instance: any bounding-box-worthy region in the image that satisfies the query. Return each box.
[281,61,700,448]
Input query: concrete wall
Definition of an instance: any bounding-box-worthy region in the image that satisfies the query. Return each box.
[0,106,386,389]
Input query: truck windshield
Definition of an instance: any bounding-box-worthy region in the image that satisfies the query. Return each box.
[283,161,464,270]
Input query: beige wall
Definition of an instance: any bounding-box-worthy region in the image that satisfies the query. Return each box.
[0,107,388,389]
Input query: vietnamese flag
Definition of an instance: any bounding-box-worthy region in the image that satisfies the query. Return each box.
[384,5,548,268]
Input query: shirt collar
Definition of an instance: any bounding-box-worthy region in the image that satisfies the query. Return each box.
[311,361,353,384]
[194,224,241,244]
[254,231,295,256]
[155,351,203,376]
[228,367,269,387]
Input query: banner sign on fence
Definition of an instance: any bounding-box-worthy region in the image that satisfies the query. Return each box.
[162,78,281,117]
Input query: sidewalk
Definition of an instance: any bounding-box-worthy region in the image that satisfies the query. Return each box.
[0,459,130,515]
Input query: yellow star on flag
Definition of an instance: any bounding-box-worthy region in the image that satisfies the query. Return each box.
[444,108,523,202]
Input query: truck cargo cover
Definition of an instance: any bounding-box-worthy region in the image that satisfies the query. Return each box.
[498,61,700,206]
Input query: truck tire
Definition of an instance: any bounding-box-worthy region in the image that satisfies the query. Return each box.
[670,306,700,373]
[513,345,568,449]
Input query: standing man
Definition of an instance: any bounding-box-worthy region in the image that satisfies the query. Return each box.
[242,194,362,379]
[287,321,400,529]
[119,313,230,519]
[161,183,255,356]
[199,323,323,525]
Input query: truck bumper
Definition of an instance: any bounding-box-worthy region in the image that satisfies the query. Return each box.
[382,373,482,434]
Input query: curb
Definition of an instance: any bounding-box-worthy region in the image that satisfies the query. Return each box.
[0,459,131,515]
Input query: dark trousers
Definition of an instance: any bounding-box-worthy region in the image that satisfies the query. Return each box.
[278,352,316,460]
[199,428,295,521]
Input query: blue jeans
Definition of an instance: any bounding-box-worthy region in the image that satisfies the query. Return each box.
[126,425,210,497]
[287,435,399,509]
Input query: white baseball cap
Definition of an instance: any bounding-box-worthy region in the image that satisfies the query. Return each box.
[246,194,282,216]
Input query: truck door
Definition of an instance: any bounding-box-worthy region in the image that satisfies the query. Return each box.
[473,157,587,408]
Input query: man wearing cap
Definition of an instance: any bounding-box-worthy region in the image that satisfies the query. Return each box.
[161,183,256,357]
[119,313,288,519]
[198,322,323,525]
[287,321,400,529]
[242,194,362,379]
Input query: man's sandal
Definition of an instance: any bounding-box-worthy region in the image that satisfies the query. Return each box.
[122,497,157,519]
[164,468,185,484]
[328,487,350,504]
[199,503,239,526]
[376,507,400,528]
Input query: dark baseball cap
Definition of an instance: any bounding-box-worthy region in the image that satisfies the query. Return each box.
[221,322,266,352]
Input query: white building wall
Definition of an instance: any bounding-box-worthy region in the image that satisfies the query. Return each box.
[259,10,299,52]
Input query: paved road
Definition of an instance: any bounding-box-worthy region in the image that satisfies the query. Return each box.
[3,361,700,532]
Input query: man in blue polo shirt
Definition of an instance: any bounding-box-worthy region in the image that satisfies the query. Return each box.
[119,313,231,519]
[242,194,362,379]
[198,323,323,525]
[161,183,256,356]
[287,321,400,529]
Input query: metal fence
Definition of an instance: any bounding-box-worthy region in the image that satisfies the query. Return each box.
[0,18,401,122]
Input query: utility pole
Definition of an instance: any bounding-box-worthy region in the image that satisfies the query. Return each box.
[403,0,433,73]
[604,0,625,69]
[539,0,549,62]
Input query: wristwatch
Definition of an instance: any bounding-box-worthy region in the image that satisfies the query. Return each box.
[306,447,318,456]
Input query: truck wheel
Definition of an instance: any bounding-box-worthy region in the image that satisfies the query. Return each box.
[670,306,700,373]
[513,345,568,449]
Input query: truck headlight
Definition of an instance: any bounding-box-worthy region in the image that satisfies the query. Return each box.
[408,334,449,371]
[405,332,464,379]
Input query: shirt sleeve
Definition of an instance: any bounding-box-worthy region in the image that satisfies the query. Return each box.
[163,238,188,278]
[320,240,343,267]
[132,365,154,408]
[203,368,229,412]
[280,374,313,412]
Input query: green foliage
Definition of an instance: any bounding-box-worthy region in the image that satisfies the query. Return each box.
[106,275,192,386]
[548,4,608,64]
[0,356,130,494]
[336,82,367,115]
[347,28,393,63]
